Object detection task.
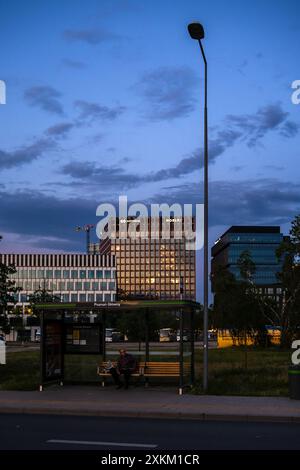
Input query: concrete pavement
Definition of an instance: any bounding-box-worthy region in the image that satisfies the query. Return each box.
[0,385,300,423]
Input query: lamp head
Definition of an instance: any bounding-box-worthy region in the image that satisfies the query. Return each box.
[188,22,205,40]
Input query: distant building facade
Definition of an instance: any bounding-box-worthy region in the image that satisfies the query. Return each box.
[211,226,284,297]
[89,217,196,301]
[0,253,117,305]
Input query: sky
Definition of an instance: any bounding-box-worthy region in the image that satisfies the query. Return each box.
[0,0,300,299]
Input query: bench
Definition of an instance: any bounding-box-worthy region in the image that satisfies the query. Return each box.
[97,361,141,387]
[141,361,188,394]
[141,361,181,378]
[97,361,188,393]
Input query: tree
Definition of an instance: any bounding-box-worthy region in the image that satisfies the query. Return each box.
[273,215,300,347]
[244,215,300,348]
[28,287,61,306]
[0,263,21,334]
[212,251,268,366]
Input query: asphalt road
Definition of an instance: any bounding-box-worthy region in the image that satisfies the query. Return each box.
[1,414,300,450]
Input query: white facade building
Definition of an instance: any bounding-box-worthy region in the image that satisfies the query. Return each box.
[0,253,117,305]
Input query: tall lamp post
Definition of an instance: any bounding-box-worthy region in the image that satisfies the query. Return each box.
[187,22,209,392]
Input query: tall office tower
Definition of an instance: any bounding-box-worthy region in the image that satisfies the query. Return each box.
[89,217,196,300]
[211,226,284,298]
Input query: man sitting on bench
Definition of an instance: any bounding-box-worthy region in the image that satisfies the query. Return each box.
[110,349,137,390]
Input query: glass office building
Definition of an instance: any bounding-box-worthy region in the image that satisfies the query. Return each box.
[211,226,284,296]
[89,217,196,300]
[0,253,117,305]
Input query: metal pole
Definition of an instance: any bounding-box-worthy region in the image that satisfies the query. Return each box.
[190,307,195,386]
[39,310,44,391]
[179,309,184,395]
[86,227,90,254]
[198,39,209,393]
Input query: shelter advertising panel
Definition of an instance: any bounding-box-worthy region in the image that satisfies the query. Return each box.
[43,320,63,382]
[65,324,103,354]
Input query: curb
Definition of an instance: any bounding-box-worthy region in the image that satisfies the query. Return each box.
[0,406,300,423]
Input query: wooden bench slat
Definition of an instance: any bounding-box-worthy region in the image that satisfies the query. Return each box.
[97,361,188,381]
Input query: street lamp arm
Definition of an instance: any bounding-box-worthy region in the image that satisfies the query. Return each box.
[198,40,207,66]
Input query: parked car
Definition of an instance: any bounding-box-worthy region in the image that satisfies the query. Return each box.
[176,329,191,342]
[105,328,115,342]
[159,328,176,342]
[105,329,125,342]
[35,331,41,342]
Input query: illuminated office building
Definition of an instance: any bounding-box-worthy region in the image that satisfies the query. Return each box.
[89,217,196,300]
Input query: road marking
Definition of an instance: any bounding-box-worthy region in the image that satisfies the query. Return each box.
[47,439,157,448]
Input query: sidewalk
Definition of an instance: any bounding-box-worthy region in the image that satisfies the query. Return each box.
[0,386,300,422]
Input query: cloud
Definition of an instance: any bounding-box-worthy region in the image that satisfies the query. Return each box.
[0,138,56,170]
[225,103,295,147]
[61,161,139,189]
[63,28,121,45]
[62,58,87,69]
[0,189,99,249]
[24,86,64,115]
[58,127,240,189]
[0,178,298,252]
[151,178,300,227]
[280,120,300,138]
[45,122,74,138]
[59,102,298,187]
[74,100,126,123]
[143,128,242,182]
[136,66,198,121]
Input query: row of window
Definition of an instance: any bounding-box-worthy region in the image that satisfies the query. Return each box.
[16,281,116,291]
[12,269,116,280]
[111,239,194,245]
[118,277,195,282]
[227,235,283,244]
[118,256,195,262]
[17,293,116,303]
[119,276,195,280]
[112,244,195,254]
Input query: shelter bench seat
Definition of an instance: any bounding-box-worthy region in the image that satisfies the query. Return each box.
[97,361,141,387]
[141,361,182,377]
[141,361,188,394]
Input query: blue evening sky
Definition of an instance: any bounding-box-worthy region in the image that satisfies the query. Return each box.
[0,0,300,298]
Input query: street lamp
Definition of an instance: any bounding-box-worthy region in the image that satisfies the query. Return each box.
[188,22,209,392]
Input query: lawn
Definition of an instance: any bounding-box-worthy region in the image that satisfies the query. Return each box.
[194,347,290,396]
[0,347,291,396]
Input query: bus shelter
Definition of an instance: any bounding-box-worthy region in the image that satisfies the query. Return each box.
[34,300,200,394]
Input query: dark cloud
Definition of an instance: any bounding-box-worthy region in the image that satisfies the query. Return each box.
[225,103,296,147]
[61,161,140,189]
[0,178,298,252]
[74,100,126,123]
[59,102,297,187]
[59,126,240,189]
[45,122,74,138]
[136,66,198,121]
[24,86,64,115]
[144,129,242,181]
[62,58,87,69]
[280,120,300,138]
[152,179,300,227]
[0,189,99,249]
[0,139,56,170]
[63,28,121,45]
